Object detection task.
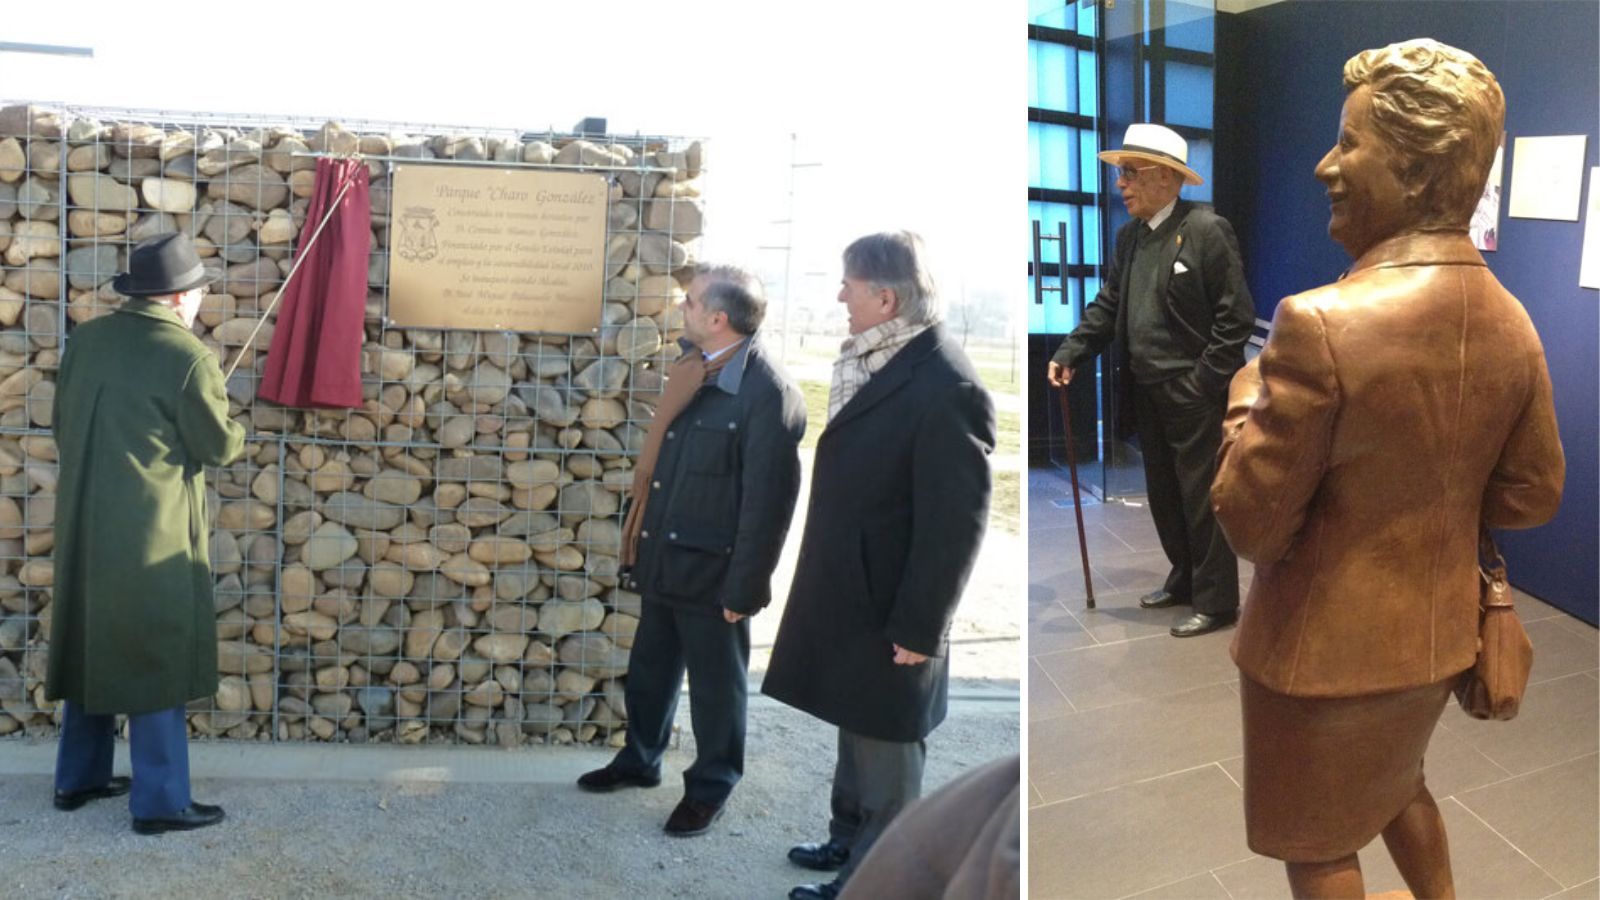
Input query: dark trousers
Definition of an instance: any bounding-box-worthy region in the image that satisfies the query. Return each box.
[611,599,750,805]
[829,728,926,883]
[1133,376,1240,615]
[55,701,191,818]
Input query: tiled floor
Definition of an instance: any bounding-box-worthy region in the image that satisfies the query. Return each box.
[1028,467,1599,900]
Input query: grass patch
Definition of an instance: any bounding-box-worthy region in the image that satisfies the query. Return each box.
[995,408,1020,456]
[990,470,1020,534]
[799,379,830,449]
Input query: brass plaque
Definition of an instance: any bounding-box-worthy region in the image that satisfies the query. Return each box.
[388,165,609,333]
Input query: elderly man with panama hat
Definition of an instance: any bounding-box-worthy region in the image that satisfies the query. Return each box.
[46,232,245,834]
[1046,123,1254,637]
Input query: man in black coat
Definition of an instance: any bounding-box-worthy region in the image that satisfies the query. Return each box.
[764,232,996,900]
[1047,123,1254,637]
[577,265,806,837]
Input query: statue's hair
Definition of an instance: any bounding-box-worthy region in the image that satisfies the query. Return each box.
[1343,39,1504,229]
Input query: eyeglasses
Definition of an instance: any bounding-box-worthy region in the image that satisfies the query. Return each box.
[1117,164,1162,182]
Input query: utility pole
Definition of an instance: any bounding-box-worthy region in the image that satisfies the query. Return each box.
[757,133,821,363]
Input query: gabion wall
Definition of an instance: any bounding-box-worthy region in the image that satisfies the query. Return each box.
[0,102,707,747]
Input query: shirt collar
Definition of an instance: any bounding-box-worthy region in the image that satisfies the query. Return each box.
[676,335,753,395]
[1144,197,1179,231]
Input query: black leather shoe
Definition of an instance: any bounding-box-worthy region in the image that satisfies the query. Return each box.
[576,766,661,793]
[1139,590,1184,609]
[788,838,851,872]
[663,797,723,836]
[132,802,225,835]
[789,880,843,900]
[54,776,132,811]
[1170,611,1237,637]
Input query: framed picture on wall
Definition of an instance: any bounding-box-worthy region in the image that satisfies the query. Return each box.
[1471,131,1506,252]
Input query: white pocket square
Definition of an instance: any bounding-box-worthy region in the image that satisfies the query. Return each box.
[1173,261,1190,274]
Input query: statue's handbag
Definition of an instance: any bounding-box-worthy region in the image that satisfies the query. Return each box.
[1453,528,1533,721]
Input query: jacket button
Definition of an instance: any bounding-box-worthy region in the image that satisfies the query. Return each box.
[668,531,678,540]
[652,481,661,489]
[727,422,736,430]
[640,530,650,539]
[666,430,675,439]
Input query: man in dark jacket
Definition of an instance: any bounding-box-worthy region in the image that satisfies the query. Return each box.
[764,232,996,900]
[577,264,806,838]
[1046,123,1254,637]
[47,233,245,834]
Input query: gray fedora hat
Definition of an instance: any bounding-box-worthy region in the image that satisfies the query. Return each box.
[112,233,219,297]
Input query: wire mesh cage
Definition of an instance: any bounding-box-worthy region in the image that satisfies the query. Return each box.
[0,101,705,746]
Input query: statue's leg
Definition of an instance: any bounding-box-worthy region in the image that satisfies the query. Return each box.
[1285,855,1363,899]
[1381,785,1456,899]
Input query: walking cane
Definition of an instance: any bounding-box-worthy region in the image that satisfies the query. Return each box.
[221,171,359,383]
[1055,381,1096,609]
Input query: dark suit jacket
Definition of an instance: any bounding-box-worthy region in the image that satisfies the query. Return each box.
[628,336,806,615]
[763,325,995,742]
[1051,200,1254,432]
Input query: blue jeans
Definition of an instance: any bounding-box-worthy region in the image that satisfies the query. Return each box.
[55,701,192,818]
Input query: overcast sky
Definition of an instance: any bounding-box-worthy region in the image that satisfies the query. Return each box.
[5,0,1022,331]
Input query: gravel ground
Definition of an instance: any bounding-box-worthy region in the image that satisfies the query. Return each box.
[0,696,1016,898]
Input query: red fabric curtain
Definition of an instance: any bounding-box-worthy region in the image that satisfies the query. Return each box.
[258,157,371,409]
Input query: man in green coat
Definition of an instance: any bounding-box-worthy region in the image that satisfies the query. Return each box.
[46,232,245,834]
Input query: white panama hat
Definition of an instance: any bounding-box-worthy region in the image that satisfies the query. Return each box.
[1098,123,1203,186]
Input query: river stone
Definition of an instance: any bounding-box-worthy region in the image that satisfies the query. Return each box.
[66,143,109,172]
[643,198,704,238]
[318,492,405,530]
[220,257,281,299]
[4,221,58,266]
[467,536,532,566]
[207,164,287,210]
[474,633,529,664]
[203,201,254,246]
[539,598,606,639]
[141,177,197,213]
[218,642,273,674]
[212,317,274,349]
[440,553,490,587]
[67,173,139,211]
[302,522,359,571]
[573,358,629,397]
[341,625,401,657]
[556,632,629,678]
[390,540,447,572]
[614,318,663,363]
[61,244,119,294]
[405,610,444,659]
[575,519,622,555]
[364,470,423,505]
[16,177,57,221]
[579,398,627,430]
[602,612,640,649]
[356,687,394,718]
[516,384,579,427]
[636,233,687,275]
[557,482,618,523]
[128,211,180,244]
[0,139,23,183]
[257,208,296,245]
